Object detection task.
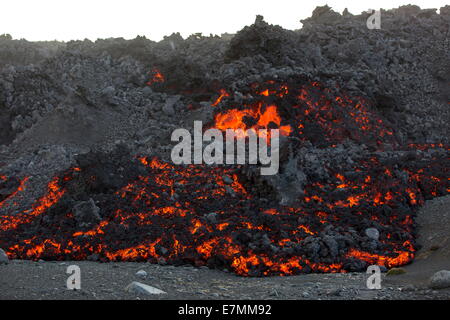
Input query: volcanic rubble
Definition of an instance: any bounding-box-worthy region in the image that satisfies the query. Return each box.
[0,5,449,276]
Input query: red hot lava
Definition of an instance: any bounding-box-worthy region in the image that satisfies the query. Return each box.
[0,78,448,276]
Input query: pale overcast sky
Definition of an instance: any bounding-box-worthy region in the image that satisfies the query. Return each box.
[0,0,448,41]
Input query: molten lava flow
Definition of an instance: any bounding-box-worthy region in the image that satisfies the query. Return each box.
[0,176,29,209]
[0,176,66,232]
[0,78,448,276]
[346,240,415,268]
[0,151,447,276]
[214,103,291,139]
[146,68,165,86]
[212,79,395,147]
[211,89,230,107]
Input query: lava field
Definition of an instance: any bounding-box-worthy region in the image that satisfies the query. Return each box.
[0,5,449,276]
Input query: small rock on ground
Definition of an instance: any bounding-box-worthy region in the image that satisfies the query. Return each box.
[125,281,167,295]
[387,268,406,276]
[135,270,147,280]
[429,270,450,289]
[0,248,9,264]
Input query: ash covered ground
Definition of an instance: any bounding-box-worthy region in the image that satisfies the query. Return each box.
[0,4,449,283]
